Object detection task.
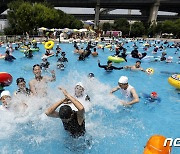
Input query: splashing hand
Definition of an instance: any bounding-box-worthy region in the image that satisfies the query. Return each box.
[58,87,67,95]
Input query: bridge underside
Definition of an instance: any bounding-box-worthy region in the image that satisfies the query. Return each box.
[1,0,180,13]
[71,14,179,21]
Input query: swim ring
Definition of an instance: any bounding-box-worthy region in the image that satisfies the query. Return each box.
[168,74,180,89]
[20,48,39,53]
[108,56,125,63]
[45,41,54,49]
[105,45,112,48]
[97,44,104,49]
[146,68,154,75]
[144,135,171,154]
[0,72,13,86]
[92,52,98,57]
[0,55,5,59]
[144,43,150,47]
[42,53,54,59]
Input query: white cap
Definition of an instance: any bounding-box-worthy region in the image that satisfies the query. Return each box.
[76,82,84,88]
[1,90,11,98]
[118,76,128,84]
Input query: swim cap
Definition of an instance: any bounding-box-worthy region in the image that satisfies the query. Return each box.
[151,92,157,98]
[88,73,94,78]
[76,82,84,88]
[118,76,128,84]
[0,90,11,98]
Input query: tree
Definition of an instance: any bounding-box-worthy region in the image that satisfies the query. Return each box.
[161,20,175,34]
[102,22,111,33]
[113,18,130,36]
[147,23,156,37]
[173,19,180,38]
[5,0,83,35]
[130,22,145,37]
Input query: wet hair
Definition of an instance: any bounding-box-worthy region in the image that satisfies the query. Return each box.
[33,64,41,70]
[136,60,141,64]
[88,73,94,78]
[59,105,73,119]
[16,77,25,85]
[61,52,66,56]
[94,48,96,52]
[107,60,112,64]
[5,50,10,55]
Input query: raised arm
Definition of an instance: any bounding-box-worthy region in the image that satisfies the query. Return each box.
[45,98,67,118]
[29,80,36,95]
[111,66,124,70]
[46,70,56,82]
[98,60,107,68]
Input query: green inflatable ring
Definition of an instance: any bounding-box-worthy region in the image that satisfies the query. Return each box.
[108,56,125,63]
[20,48,39,53]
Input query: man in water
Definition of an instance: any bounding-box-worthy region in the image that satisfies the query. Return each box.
[98,60,124,71]
[124,60,145,72]
[45,87,85,138]
[29,64,56,96]
[110,76,139,106]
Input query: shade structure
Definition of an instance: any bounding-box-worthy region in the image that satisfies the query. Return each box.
[38,27,48,31]
[84,20,94,25]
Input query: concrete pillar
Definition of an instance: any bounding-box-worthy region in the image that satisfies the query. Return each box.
[148,0,160,25]
[94,0,100,30]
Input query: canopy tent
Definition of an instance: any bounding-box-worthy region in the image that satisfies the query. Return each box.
[84,20,95,25]
[38,27,48,31]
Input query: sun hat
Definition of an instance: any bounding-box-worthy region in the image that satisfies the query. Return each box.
[118,76,128,84]
[0,90,11,98]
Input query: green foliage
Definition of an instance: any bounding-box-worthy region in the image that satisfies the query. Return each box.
[113,18,130,36]
[161,20,175,34]
[172,19,180,38]
[102,22,111,32]
[130,22,145,37]
[5,0,83,35]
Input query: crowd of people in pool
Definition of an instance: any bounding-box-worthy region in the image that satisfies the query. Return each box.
[0,37,179,138]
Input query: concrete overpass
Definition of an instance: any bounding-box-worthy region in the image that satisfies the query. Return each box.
[71,14,180,21]
[1,0,180,28]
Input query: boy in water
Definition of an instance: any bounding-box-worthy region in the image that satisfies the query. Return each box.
[45,87,85,138]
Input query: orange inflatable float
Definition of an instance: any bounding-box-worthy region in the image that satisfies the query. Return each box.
[92,52,98,57]
[144,135,172,154]
[0,72,13,86]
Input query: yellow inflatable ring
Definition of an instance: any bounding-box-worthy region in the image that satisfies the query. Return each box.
[144,135,171,154]
[144,43,150,47]
[108,56,125,63]
[105,45,112,48]
[168,74,180,89]
[44,41,54,49]
[146,68,154,75]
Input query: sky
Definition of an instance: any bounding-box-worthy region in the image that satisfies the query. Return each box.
[55,7,177,15]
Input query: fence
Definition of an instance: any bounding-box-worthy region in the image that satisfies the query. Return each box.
[0,35,44,43]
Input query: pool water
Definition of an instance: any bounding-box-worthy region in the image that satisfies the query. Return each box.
[0,40,179,154]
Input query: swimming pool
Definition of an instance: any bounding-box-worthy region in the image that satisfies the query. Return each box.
[0,40,179,154]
